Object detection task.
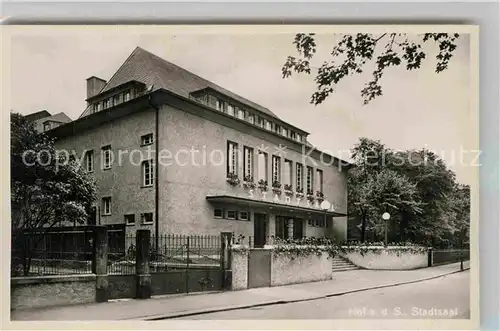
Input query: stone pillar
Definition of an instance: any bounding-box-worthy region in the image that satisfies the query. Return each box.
[287,219,294,239]
[135,229,152,299]
[267,214,276,242]
[93,226,108,303]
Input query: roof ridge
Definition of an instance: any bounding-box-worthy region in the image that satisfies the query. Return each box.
[133,47,277,116]
[97,46,142,94]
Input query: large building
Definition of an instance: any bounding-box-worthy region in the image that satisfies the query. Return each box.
[49,47,351,246]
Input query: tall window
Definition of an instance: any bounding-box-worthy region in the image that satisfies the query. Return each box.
[101,145,112,169]
[306,166,314,193]
[296,163,303,191]
[275,217,287,239]
[227,141,238,176]
[142,160,154,187]
[281,127,288,137]
[257,151,268,181]
[124,90,131,102]
[227,104,235,116]
[215,98,224,111]
[103,99,109,109]
[297,134,303,143]
[102,197,111,215]
[272,155,281,184]
[243,146,254,179]
[85,150,94,172]
[284,159,293,186]
[290,131,297,141]
[316,169,323,193]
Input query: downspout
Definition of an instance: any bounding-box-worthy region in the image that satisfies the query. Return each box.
[148,92,160,252]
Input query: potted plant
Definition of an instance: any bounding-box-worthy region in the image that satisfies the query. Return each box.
[316,191,324,202]
[284,184,293,196]
[258,179,268,191]
[243,175,256,189]
[226,172,240,187]
[272,181,282,195]
[306,189,315,202]
[296,187,304,198]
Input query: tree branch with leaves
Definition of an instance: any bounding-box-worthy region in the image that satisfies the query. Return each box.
[282,32,460,105]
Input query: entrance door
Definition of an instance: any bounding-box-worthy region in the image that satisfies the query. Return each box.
[293,218,304,239]
[253,213,267,248]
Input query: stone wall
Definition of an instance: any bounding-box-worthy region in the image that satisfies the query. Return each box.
[230,248,249,290]
[11,274,96,310]
[231,247,332,289]
[270,251,332,286]
[341,246,429,270]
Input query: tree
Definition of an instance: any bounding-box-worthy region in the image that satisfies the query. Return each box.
[10,112,97,276]
[282,33,460,105]
[348,137,390,241]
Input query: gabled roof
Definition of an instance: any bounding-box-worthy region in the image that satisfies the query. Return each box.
[33,112,72,132]
[80,46,279,119]
[42,112,72,124]
[25,110,51,122]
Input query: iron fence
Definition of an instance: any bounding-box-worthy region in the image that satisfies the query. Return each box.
[149,234,222,273]
[106,234,223,274]
[107,233,136,275]
[11,230,93,277]
[432,249,470,266]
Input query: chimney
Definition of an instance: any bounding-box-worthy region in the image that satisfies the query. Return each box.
[86,76,107,100]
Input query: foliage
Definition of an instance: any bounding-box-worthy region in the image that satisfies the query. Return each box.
[11,112,97,276]
[226,172,240,186]
[243,175,256,189]
[258,179,268,191]
[282,33,460,105]
[347,137,470,248]
[270,237,339,260]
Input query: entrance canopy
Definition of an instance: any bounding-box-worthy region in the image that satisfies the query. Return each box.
[206,195,347,218]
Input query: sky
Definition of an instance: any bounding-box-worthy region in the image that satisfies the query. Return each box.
[5,26,476,185]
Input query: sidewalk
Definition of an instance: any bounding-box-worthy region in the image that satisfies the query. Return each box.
[11,261,470,321]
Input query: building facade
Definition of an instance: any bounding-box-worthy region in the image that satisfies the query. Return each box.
[50,47,351,245]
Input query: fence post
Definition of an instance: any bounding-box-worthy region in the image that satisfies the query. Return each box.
[428,247,433,267]
[93,226,108,303]
[135,229,152,299]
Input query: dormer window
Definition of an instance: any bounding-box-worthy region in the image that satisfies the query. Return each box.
[247,112,255,124]
[215,99,224,111]
[256,116,264,128]
[265,120,272,131]
[43,123,50,132]
[124,90,131,102]
[274,124,281,134]
[113,95,120,106]
[237,108,245,120]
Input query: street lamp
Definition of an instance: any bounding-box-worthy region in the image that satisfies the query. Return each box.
[320,200,331,234]
[382,212,391,247]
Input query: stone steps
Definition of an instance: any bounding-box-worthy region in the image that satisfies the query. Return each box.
[332,256,359,272]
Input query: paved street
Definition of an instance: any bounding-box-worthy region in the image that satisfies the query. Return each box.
[175,270,470,320]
